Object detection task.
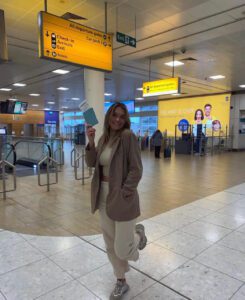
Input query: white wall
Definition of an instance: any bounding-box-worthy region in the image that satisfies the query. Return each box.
[230,93,245,149]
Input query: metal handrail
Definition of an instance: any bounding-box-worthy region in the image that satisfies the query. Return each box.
[71,148,76,167]
[3,143,16,165]
[14,139,52,160]
[74,147,92,185]
[37,156,58,191]
[54,146,64,166]
[0,160,16,200]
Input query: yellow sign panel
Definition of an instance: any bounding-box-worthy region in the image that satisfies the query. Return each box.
[38,11,112,71]
[158,94,231,136]
[143,77,180,97]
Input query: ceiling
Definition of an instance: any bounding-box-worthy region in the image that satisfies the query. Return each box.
[0,0,245,111]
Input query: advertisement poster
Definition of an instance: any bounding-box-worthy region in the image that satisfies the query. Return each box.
[158,94,231,136]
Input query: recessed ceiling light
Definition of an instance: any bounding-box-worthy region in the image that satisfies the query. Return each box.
[137,88,143,91]
[29,93,40,96]
[209,75,225,79]
[57,87,69,91]
[239,84,245,88]
[0,88,12,91]
[135,97,144,100]
[32,104,39,107]
[9,98,18,101]
[52,69,70,75]
[165,61,184,67]
[48,102,55,104]
[44,108,50,110]
[104,93,112,96]
[62,106,68,109]
[13,83,26,87]
[71,97,80,100]
[60,111,64,113]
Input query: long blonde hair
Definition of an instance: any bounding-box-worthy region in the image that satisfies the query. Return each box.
[101,102,131,146]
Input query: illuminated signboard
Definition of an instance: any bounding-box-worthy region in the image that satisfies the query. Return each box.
[143,77,180,97]
[38,11,112,71]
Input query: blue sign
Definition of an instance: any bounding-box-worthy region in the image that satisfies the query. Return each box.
[178,119,189,132]
[45,111,59,125]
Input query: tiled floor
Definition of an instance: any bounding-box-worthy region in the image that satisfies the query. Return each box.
[1,148,245,299]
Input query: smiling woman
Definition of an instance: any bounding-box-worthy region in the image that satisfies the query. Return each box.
[85,102,147,299]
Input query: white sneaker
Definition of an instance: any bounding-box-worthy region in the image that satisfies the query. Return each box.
[110,280,129,299]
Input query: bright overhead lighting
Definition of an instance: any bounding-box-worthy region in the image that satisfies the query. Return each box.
[165,61,184,67]
[71,97,80,100]
[13,83,26,87]
[137,88,143,91]
[44,108,50,110]
[104,93,112,96]
[62,106,68,109]
[209,75,225,79]
[0,88,12,91]
[60,111,64,113]
[9,98,18,101]
[135,97,144,100]
[32,104,39,107]
[48,102,55,104]
[239,84,245,88]
[29,93,40,97]
[57,87,69,91]
[52,69,70,75]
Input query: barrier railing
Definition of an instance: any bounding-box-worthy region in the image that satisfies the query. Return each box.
[73,147,92,185]
[0,160,16,200]
[37,156,58,191]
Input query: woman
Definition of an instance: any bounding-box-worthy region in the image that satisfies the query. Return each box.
[194,109,204,124]
[151,129,163,158]
[85,102,147,300]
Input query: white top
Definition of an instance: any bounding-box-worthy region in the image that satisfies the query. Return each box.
[99,143,113,177]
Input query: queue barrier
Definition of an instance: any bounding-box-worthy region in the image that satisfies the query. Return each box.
[37,156,58,191]
[0,160,16,200]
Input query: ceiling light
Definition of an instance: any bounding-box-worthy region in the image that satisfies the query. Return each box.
[57,87,69,91]
[13,83,26,87]
[48,102,55,104]
[137,88,143,91]
[29,93,40,96]
[104,93,112,96]
[209,75,225,79]
[165,61,184,67]
[44,108,50,110]
[135,97,144,100]
[239,84,245,88]
[62,106,68,109]
[0,88,12,91]
[9,98,18,101]
[60,111,64,113]
[32,104,39,107]
[52,69,70,75]
[71,97,80,100]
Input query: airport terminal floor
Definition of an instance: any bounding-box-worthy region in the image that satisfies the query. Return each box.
[1,145,245,299]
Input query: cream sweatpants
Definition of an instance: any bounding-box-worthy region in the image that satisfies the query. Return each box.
[99,181,140,279]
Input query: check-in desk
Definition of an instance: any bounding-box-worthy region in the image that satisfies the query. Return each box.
[175,138,192,154]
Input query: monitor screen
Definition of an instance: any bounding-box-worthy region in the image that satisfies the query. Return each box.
[14,101,22,114]
[0,128,7,135]
[20,102,28,114]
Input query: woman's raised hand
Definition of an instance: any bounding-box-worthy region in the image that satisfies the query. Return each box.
[86,125,96,147]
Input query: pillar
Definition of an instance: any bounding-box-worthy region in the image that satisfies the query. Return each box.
[84,68,104,144]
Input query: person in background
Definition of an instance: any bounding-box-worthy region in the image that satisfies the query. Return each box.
[85,102,147,300]
[152,129,163,158]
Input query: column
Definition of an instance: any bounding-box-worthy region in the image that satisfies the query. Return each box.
[84,68,104,144]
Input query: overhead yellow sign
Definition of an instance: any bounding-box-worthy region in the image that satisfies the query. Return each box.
[143,77,180,97]
[38,11,112,71]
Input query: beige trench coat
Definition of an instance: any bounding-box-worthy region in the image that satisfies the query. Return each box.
[85,129,143,221]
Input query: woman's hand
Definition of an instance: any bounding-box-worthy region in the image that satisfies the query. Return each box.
[86,125,96,147]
